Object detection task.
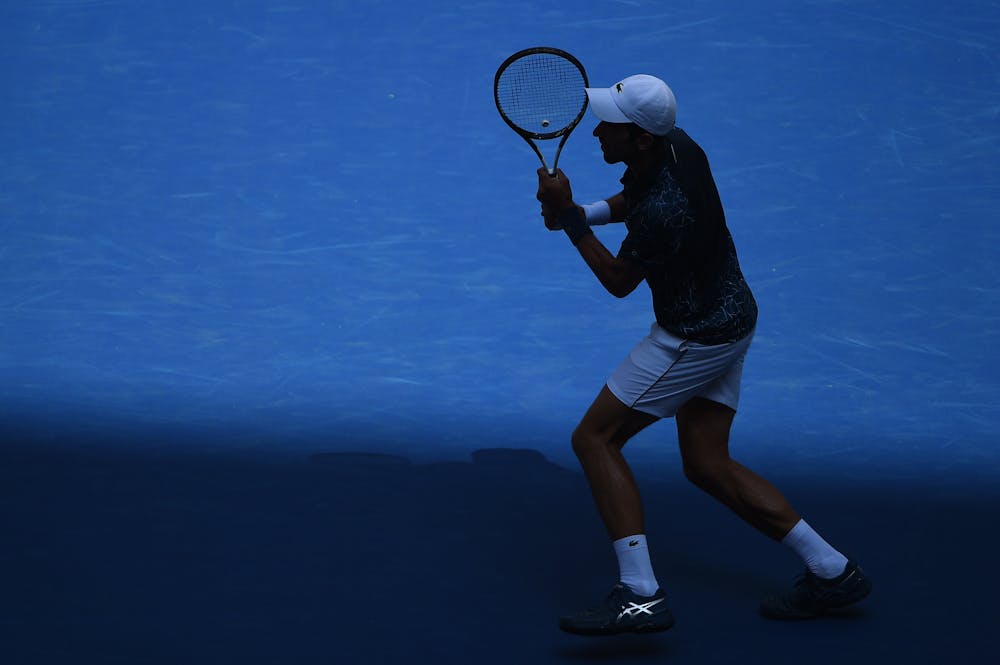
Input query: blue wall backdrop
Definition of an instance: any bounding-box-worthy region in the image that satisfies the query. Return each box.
[2,1,998,663]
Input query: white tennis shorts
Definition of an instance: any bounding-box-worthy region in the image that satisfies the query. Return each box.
[606,323,754,418]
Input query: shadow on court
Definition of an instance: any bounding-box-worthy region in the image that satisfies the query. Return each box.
[2,423,996,665]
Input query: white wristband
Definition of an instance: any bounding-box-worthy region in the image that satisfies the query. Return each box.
[582,200,612,226]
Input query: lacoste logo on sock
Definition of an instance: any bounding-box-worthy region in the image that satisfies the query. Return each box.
[617,598,664,621]
[629,540,639,547]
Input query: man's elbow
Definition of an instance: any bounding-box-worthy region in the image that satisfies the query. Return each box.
[607,280,638,299]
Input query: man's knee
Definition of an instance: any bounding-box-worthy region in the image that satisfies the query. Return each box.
[677,398,735,487]
[571,423,610,459]
[682,458,728,491]
[570,425,593,458]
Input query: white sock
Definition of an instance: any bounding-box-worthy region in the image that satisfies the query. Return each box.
[613,535,660,596]
[781,519,849,579]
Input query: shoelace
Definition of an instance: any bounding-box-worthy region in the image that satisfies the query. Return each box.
[793,571,810,586]
[792,570,822,590]
[598,584,629,611]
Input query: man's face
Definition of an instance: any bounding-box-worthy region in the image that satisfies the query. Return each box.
[592,121,641,164]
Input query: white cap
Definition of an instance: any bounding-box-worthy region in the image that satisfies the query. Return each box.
[585,74,677,136]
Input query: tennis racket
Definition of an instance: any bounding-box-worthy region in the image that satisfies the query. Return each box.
[494,47,589,176]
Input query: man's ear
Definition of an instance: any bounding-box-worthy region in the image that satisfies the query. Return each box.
[636,131,656,151]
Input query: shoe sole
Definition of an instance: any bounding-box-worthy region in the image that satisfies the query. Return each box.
[759,578,873,620]
[560,615,676,636]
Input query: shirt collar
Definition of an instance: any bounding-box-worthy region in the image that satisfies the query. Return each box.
[620,156,672,197]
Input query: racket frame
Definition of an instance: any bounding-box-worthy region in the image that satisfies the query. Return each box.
[493,47,589,175]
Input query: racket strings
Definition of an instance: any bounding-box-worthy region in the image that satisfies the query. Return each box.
[496,54,587,134]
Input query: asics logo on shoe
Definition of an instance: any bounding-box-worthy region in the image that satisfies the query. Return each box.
[617,598,664,621]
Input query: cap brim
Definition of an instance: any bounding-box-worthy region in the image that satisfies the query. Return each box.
[585,87,631,124]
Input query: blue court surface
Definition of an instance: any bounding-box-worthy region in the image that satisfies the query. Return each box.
[2,1,998,663]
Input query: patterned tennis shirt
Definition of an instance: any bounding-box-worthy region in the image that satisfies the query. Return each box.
[618,127,757,345]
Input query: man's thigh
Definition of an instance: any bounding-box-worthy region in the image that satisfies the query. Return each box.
[577,385,661,448]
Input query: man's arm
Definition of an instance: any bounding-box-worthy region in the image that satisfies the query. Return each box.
[606,192,627,222]
[537,168,645,298]
[581,191,626,227]
[573,228,645,298]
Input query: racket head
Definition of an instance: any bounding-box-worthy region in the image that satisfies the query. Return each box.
[494,47,589,141]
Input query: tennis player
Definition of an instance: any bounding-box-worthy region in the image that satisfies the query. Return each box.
[535,74,871,635]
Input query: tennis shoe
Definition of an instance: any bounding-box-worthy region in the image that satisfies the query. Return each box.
[760,560,872,620]
[559,583,675,636]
